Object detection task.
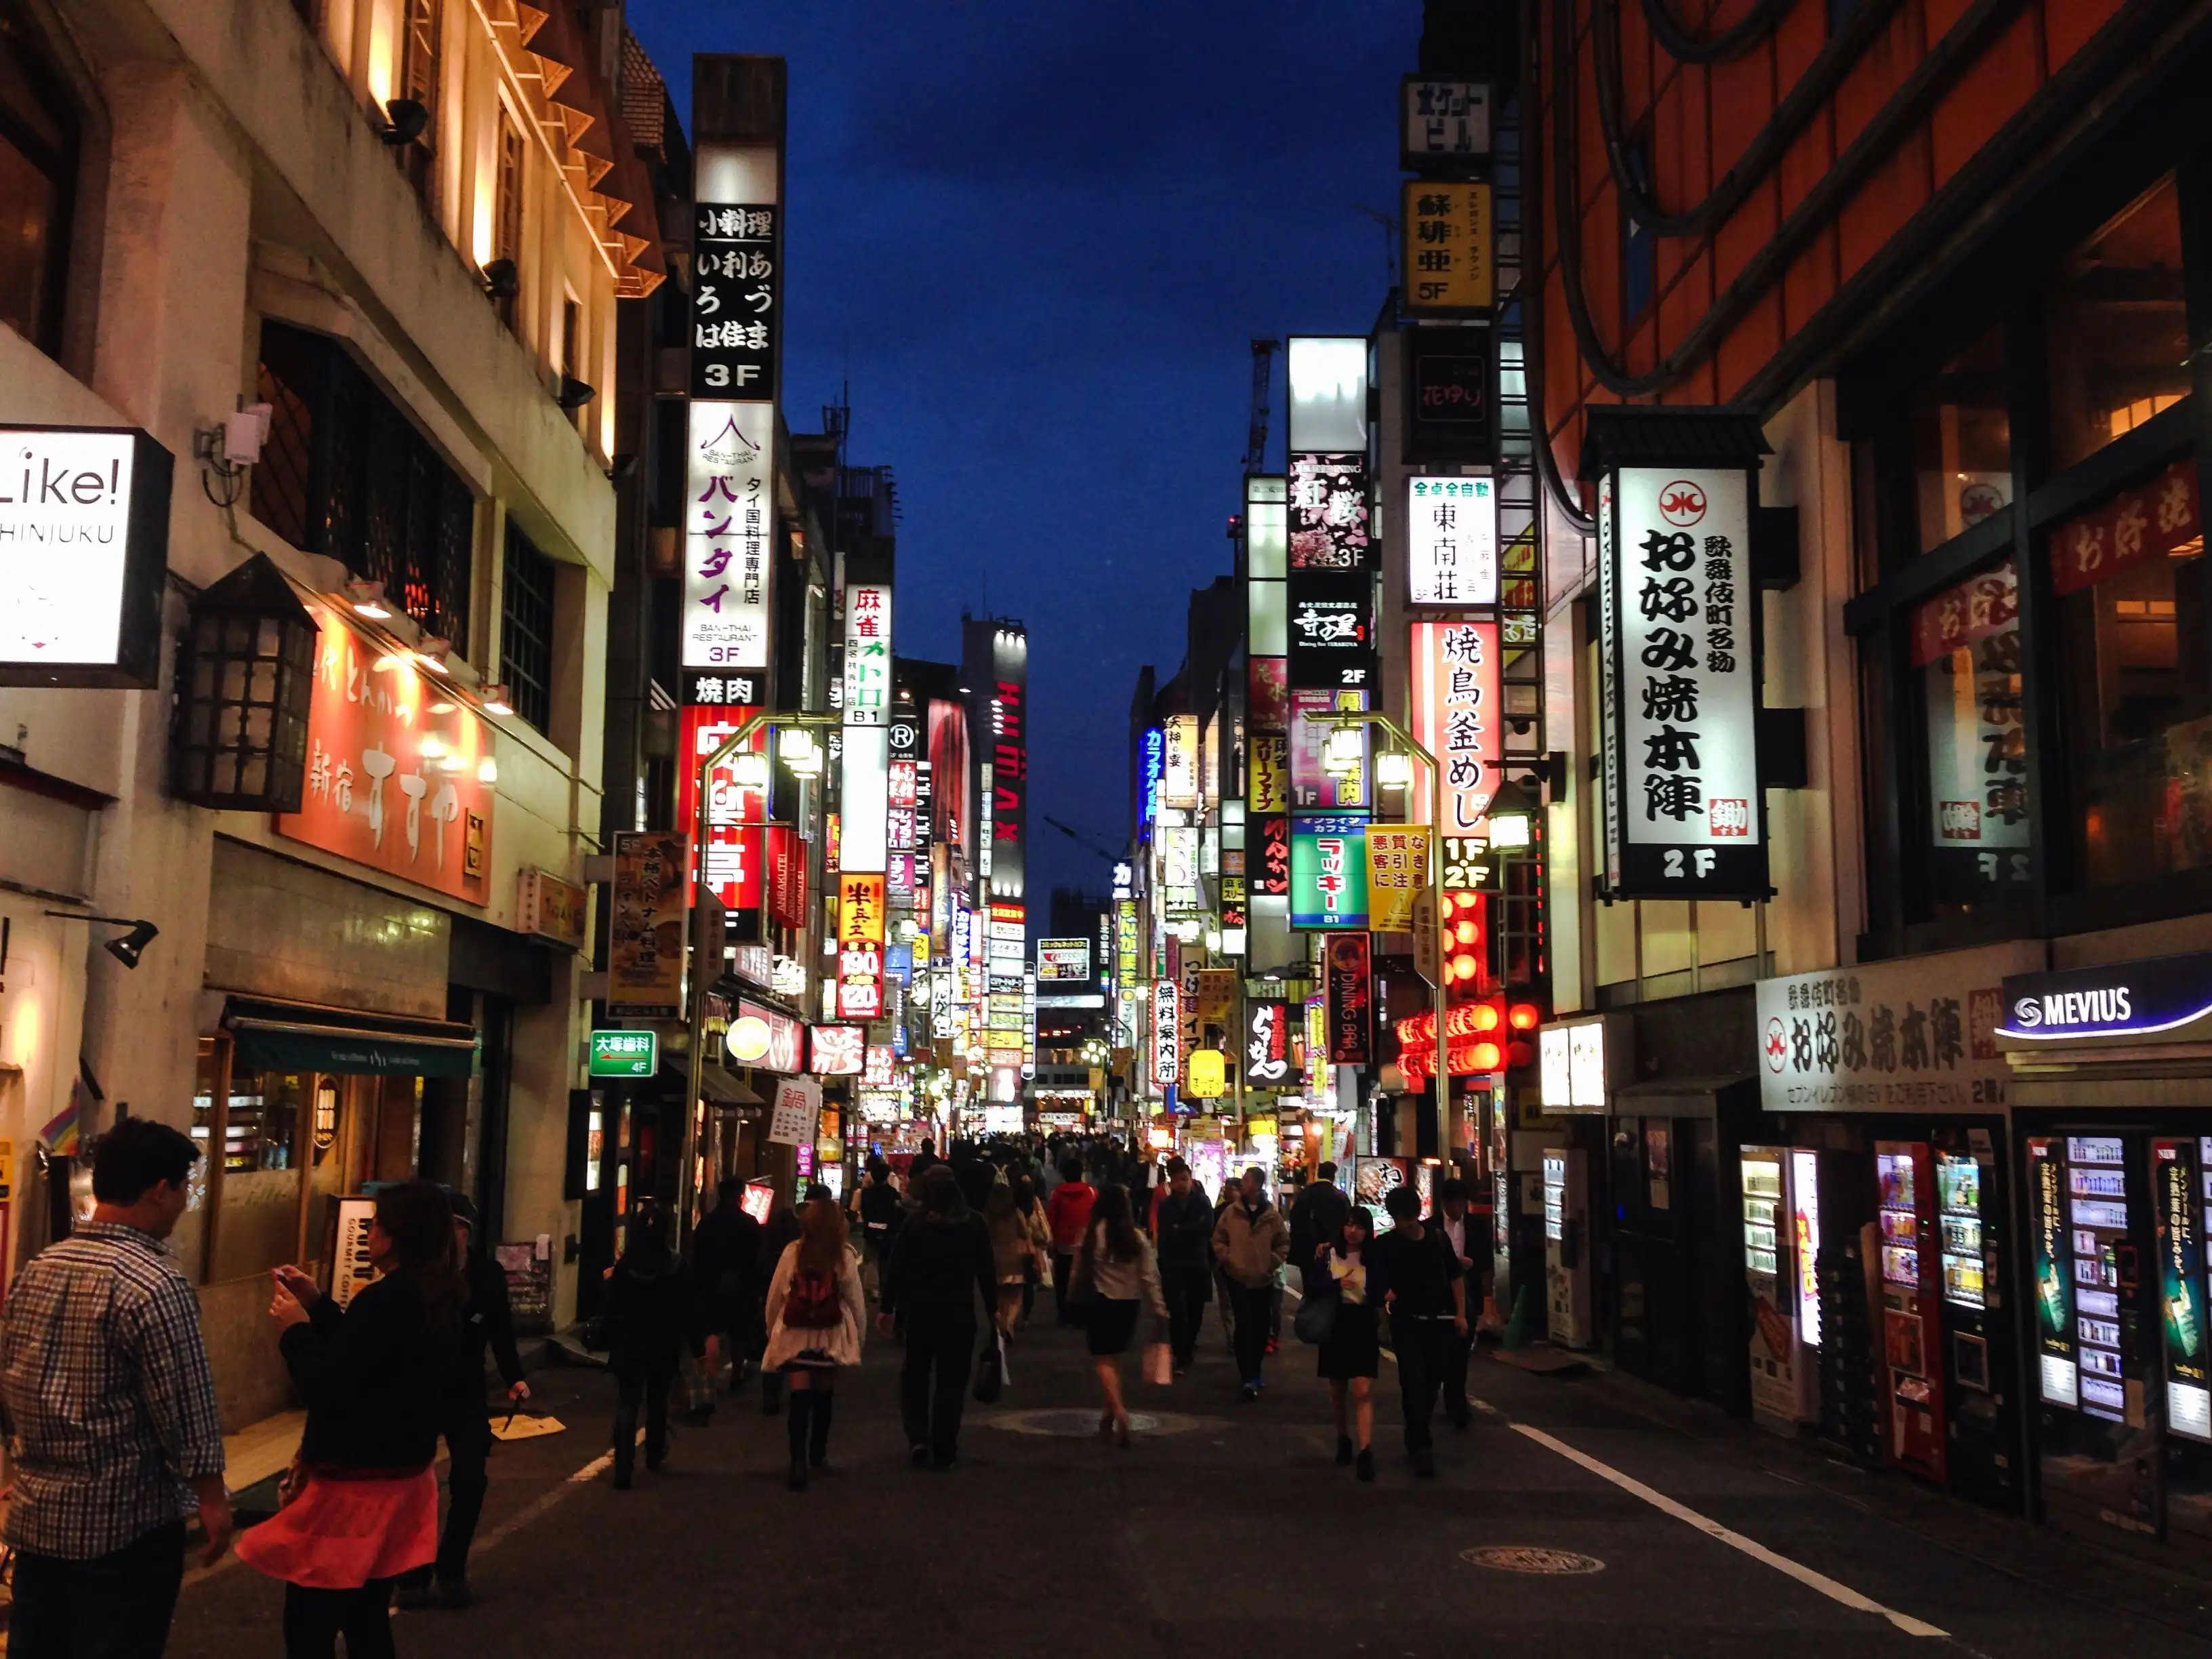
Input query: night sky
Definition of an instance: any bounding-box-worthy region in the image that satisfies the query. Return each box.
[627,1,1423,906]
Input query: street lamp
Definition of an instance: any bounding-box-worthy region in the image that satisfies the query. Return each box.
[1486,777,1538,850]
[680,709,842,1243]
[1309,710,1452,1154]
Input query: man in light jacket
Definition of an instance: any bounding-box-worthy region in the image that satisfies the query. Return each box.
[1211,1166,1290,1400]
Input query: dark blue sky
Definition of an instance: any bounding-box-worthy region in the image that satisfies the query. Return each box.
[628,1,1423,905]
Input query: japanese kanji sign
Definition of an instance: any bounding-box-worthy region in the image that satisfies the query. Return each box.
[1364,826,1431,933]
[1406,328,1493,459]
[588,1031,658,1079]
[1912,560,2027,873]
[1286,571,1374,690]
[1401,77,1491,165]
[1248,655,1289,728]
[683,400,773,672]
[1162,713,1200,808]
[1244,999,1292,1088]
[1325,933,1373,1065]
[1291,814,1370,930]
[1288,452,1371,571]
[1597,465,1765,897]
[1408,620,1502,833]
[691,204,779,399]
[838,872,886,1020]
[1248,732,1289,817]
[2049,457,2199,596]
[1289,689,1370,810]
[843,583,893,726]
[674,704,764,924]
[1402,180,1492,312]
[1755,941,2039,1113]
[608,831,687,1019]
[1152,977,1181,1088]
[1407,476,1497,606]
[279,608,493,903]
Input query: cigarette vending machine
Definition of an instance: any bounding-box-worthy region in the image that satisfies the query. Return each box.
[1936,1141,2018,1507]
[1877,1140,1946,1481]
[1742,1146,1817,1429]
[1544,1147,1593,1347]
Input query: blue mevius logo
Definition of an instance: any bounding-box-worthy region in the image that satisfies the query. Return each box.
[1999,954,2212,1041]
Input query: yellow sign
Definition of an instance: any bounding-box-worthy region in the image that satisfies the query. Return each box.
[1186,1049,1227,1099]
[0,1137,14,1199]
[1366,826,1432,933]
[1248,733,1288,817]
[1404,180,1492,311]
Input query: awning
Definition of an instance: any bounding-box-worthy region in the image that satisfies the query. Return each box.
[222,996,478,1078]
[699,1065,765,1107]
[1610,1075,1757,1119]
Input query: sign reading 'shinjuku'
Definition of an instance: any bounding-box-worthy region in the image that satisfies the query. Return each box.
[1598,464,1766,898]
[692,204,779,399]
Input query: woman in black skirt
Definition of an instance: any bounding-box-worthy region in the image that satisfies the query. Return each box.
[1315,1206,1380,1481]
[1080,1184,1167,1448]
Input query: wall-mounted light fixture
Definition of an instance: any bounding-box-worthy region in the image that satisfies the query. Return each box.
[380,98,430,146]
[45,912,161,970]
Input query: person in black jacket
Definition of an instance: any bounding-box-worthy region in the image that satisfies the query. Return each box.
[602,1202,708,1490]
[239,1181,464,1659]
[878,1166,996,1470]
[855,1158,904,1301]
[1152,1158,1214,1372]
[1287,1162,1350,1294]
[395,1195,527,1611]
[693,1176,763,1389]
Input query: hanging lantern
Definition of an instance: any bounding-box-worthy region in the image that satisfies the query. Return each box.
[170,553,319,811]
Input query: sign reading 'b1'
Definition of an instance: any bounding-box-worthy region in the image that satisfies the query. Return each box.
[1597,457,1765,899]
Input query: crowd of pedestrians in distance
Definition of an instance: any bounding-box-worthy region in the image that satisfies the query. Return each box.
[0,1123,1492,1659]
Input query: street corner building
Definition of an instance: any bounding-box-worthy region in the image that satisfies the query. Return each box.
[0,0,682,1426]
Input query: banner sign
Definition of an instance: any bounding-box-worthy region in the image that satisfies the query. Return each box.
[0,425,169,688]
[1038,938,1091,983]
[1287,452,1371,570]
[682,401,773,672]
[843,583,892,726]
[1289,689,1370,811]
[1365,826,1431,933]
[1997,951,2212,1046]
[675,704,765,922]
[1325,933,1373,1064]
[809,1023,863,1077]
[1245,999,1292,1087]
[1286,571,1374,691]
[1597,464,1765,897]
[1402,180,1492,311]
[1248,731,1289,817]
[1408,619,1501,833]
[767,1076,821,1147]
[1254,814,1290,897]
[1291,815,1370,930]
[837,872,886,1019]
[1407,476,1497,606]
[692,203,779,398]
[608,831,687,1019]
[1152,978,1181,1087]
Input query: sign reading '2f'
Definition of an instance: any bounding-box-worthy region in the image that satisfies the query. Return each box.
[1597,458,1767,899]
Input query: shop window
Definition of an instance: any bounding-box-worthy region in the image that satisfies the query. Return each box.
[1910,560,2032,916]
[0,1,79,356]
[501,518,555,733]
[395,0,440,204]
[209,1069,306,1282]
[2054,456,2210,886]
[493,107,524,333]
[251,321,474,647]
[1906,325,2011,555]
[2045,174,2188,474]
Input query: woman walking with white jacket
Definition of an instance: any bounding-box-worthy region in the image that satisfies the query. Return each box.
[760,1189,867,1491]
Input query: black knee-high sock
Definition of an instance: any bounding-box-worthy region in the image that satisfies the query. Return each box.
[808,1389,834,1464]
[785,1388,813,1465]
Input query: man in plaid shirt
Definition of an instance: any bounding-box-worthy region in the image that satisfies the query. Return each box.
[1,1119,231,1658]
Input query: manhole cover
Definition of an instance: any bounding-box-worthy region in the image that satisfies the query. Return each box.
[981,1408,1207,1437]
[1461,1546,1605,1575]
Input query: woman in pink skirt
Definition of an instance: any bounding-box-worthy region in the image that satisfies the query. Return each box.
[237,1181,463,1658]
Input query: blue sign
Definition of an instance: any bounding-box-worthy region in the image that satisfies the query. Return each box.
[1141,727,1165,824]
[1999,952,2212,1042]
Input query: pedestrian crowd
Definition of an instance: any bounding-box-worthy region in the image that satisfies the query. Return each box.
[0,1124,1492,1659]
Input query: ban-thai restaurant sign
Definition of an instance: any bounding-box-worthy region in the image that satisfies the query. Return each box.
[278,607,493,903]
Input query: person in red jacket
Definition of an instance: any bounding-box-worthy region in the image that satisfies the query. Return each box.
[1044,1160,1097,1326]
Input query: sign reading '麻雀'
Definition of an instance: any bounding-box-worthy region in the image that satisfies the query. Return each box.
[1589,410,1767,900]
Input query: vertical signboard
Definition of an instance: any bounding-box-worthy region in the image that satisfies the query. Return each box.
[1254,813,1291,897]
[842,583,892,726]
[691,203,779,399]
[1152,977,1181,1088]
[682,401,774,677]
[1402,180,1493,312]
[980,623,1029,902]
[609,831,689,1019]
[1325,933,1373,1064]
[1406,476,1498,605]
[1288,689,1370,810]
[1401,77,1492,165]
[2028,1139,2076,1410]
[1245,999,1292,1088]
[675,705,765,924]
[1290,815,1370,930]
[1162,713,1200,809]
[1597,463,1765,897]
[2159,1140,2211,1441]
[1364,826,1431,933]
[837,871,886,1019]
[1408,620,1502,832]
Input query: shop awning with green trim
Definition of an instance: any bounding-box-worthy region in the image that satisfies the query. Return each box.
[222,996,478,1078]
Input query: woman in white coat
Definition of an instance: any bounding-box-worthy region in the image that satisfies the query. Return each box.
[761,1189,867,1491]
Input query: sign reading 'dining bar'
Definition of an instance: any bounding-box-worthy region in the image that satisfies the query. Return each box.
[0,425,171,689]
[683,401,773,672]
[1595,447,1765,898]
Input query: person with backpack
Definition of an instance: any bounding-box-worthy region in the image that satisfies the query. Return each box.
[760,1191,866,1492]
[1369,1184,1467,1477]
[598,1202,706,1491]
[879,1167,996,1471]
[754,1195,804,1416]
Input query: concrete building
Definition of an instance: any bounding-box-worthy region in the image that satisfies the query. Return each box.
[0,0,668,1423]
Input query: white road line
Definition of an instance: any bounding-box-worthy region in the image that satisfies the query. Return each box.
[1290,1286,1944,1640]
[1506,1417,1948,1639]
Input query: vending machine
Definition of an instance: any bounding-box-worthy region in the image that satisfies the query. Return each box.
[1543,1147,1593,1347]
[1936,1141,2018,1506]
[1742,1145,1816,1429]
[1877,1140,1946,1481]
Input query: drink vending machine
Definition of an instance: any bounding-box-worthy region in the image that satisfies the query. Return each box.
[1936,1139,2017,1506]
[1543,1147,1593,1347]
[1877,1140,1946,1482]
[1741,1146,1818,1429]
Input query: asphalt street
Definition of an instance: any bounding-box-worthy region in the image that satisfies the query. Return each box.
[167,1294,2212,1659]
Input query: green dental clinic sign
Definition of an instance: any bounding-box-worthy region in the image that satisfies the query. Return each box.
[590,1029,658,1078]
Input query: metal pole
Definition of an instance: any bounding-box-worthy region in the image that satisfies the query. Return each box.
[1429,741,1450,1163]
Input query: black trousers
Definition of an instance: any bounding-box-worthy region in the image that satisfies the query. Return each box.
[9,1520,186,1659]
[397,1408,492,1588]
[900,1313,976,1462]
[1050,1251,1078,1323]
[1393,1316,1455,1453]
[283,1580,394,1659]
[1227,1282,1273,1386]
[1443,1317,1474,1424]
[1162,1262,1212,1364]
[613,1358,676,1475]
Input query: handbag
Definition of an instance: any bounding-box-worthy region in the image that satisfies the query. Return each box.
[1293,1288,1337,1346]
[972,1332,1007,1404]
